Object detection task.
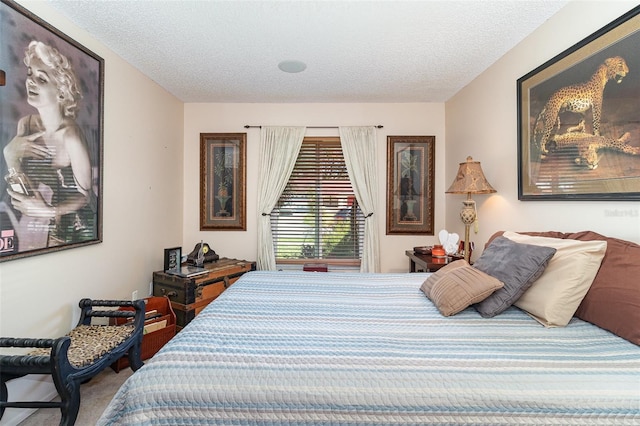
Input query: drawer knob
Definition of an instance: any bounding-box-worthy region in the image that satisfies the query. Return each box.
[223,276,230,288]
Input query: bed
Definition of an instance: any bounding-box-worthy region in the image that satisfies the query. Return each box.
[98,267,640,425]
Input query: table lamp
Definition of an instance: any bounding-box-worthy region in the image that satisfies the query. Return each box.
[446,156,496,263]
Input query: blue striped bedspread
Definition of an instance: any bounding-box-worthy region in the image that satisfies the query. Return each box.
[98,271,640,425]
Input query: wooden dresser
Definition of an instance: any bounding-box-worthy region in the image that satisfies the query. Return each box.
[152,257,255,329]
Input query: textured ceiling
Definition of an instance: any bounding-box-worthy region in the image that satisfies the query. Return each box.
[45,0,569,103]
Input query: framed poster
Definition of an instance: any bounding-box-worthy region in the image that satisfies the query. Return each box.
[386,136,435,235]
[0,0,104,261]
[518,5,640,200]
[200,133,246,230]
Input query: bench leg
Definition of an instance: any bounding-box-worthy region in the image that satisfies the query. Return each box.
[0,377,7,419]
[58,380,80,426]
[0,373,25,420]
[127,340,144,371]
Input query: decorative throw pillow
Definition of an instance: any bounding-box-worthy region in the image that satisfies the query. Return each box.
[420,259,467,296]
[473,236,557,318]
[420,260,503,317]
[569,231,640,346]
[503,231,607,327]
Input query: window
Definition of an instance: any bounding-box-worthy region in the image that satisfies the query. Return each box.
[271,137,364,266]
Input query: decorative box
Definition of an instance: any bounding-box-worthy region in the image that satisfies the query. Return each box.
[303,263,328,272]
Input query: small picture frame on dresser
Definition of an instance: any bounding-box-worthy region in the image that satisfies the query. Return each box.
[164,247,181,272]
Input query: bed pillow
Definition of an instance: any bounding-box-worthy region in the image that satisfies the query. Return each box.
[503,231,607,327]
[569,231,640,346]
[473,236,557,318]
[484,230,570,248]
[420,260,503,317]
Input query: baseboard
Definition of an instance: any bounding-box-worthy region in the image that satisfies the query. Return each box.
[0,376,57,426]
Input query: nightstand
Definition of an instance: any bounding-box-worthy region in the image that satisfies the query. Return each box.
[405,250,457,272]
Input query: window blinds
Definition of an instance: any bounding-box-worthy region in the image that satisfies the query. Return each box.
[271,138,364,262]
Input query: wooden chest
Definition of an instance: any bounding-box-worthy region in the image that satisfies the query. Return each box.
[152,257,255,329]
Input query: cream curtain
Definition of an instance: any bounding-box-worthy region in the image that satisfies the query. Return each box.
[256,126,306,270]
[339,126,380,272]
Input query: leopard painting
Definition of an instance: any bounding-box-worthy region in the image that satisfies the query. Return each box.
[532,56,629,159]
[550,128,639,169]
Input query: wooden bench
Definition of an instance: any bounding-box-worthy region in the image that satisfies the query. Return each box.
[0,298,145,426]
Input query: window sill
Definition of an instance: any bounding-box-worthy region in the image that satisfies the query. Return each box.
[275,263,360,273]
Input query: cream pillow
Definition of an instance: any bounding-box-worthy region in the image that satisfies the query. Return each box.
[503,231,607,327]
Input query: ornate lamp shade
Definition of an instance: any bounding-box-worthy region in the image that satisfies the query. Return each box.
[446,156,496,195]
[446,156,496,262]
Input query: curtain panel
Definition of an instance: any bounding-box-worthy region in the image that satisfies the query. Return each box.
[339,126,380,272]
[256,126,306,270]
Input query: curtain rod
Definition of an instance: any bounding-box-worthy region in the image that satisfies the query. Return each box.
[244,125,383,129]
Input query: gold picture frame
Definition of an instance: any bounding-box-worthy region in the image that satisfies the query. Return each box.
[200,133,246,230]
[386,136,435,235]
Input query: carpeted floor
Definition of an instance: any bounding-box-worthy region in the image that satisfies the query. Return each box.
[17,367,132,425]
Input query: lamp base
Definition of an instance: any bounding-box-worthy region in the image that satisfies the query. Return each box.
[458,240,475,261]
[459,197,476,263]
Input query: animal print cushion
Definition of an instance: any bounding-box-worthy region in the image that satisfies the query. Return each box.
[29,324,135,368]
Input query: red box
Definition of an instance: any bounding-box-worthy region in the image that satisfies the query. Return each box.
[303,263,328,272]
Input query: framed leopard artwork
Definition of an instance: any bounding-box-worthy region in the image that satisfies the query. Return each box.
[517,5,640,201]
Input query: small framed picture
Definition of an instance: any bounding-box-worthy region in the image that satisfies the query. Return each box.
[164,247,181,272]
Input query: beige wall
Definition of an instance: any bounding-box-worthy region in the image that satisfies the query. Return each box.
[445,0,640,260]
[3,0,640,423]
[183,103,445,273]
[1,3,183,423]
[1,3,184,338]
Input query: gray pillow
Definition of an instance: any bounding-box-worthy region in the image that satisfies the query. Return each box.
[473,236,556,318]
